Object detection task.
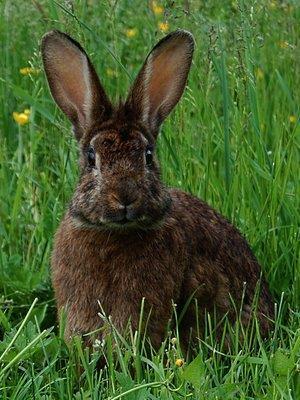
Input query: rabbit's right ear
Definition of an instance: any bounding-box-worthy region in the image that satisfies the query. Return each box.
[41,30,112,140]
[126,30,194,137]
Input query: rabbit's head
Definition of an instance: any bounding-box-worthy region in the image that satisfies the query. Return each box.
[42,30,194,230]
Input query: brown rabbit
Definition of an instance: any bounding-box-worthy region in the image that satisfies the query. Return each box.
[41,29,274,349]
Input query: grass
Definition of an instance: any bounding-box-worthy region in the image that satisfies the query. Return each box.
[0,0,299,398]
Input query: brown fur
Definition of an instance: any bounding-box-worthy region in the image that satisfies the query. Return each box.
[42,29,274,350]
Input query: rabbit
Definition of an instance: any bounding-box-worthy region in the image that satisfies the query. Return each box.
[41,29,274,350]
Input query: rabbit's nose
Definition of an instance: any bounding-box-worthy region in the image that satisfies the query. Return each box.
[109,192,139,223]
[113,179,139,209]
[111,193,138,210]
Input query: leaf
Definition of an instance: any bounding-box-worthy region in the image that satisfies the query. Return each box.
[0,308,11,331]
[246,356,266,365]
[11,84,56,123]
[272,349,294,376]
[291,332,300,359]
[34,304,48,325]
[0,78,55,123]
[275,375,288,393]
[136,388,149,400]
[209,383,239,398]
[182,353,205,390]
[115,371,134,389]
[115,371,135,400]
[250,159,272,181]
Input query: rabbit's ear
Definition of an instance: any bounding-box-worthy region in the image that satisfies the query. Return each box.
[126,30,194,136]
[41,30,112,139]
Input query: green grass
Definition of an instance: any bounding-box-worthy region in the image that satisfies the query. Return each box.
[0,0,299,398]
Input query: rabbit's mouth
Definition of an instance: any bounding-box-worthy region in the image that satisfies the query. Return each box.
[115,217,129,225]
[110,216,135,227]
[70,203,170,231]
[69,186,172,231]
[102,208,153,229]
[70,211,157,231]
[103,214,166,231]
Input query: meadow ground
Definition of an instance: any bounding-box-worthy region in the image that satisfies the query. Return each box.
[0,0,299,399]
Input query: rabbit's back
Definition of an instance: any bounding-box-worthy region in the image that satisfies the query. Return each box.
[169,189,273,337]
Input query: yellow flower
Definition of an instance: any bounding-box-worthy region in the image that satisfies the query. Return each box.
[152,1,164,15]
[278,40,289,49]
[231,0,238,10]
[13,112,29,126]
[289,115,297,124]
[19,67,40,75]
[171,337,177,345]
[269,1,277,9]
[255,68,264,80]
[158,22,169,33]
[284,5,293,13]
[23,108,31,115]
[175,358,184,367]
[106,68,118,78]
[126,28,138,38]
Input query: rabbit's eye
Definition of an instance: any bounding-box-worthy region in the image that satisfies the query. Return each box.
[145,148,153,166]
[87,147,96,167]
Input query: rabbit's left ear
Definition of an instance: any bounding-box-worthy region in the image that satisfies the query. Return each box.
[126,30,194,136]
[41,30,112,140]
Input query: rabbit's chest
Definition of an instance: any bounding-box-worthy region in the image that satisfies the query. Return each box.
[52,220,189,339]
[79,243,183,300]
[61,231,186,311]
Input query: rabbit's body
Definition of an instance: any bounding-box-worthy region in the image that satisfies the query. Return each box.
[52,189,272,347]
[42,29,274,347]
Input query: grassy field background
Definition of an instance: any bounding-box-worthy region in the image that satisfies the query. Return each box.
[0,0,299,398]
